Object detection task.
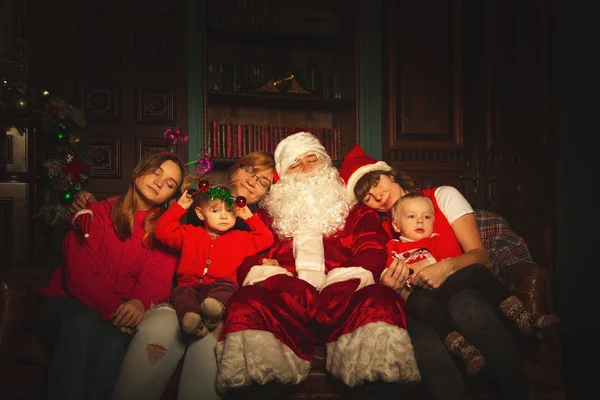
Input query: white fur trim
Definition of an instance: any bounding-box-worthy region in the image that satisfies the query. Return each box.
[322,267,375,291]
[243,265,293,286]
[294,233,326,289]
[215,329,311,393]
[72,209,93,238]
[297,270,326,290]
[326,321,421,387]
[72,208,93,224]
[274,131,330,176]
[345,161,392,198]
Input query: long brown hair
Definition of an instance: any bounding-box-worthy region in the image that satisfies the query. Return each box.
[112,152,186,246]
[353,169,419,205]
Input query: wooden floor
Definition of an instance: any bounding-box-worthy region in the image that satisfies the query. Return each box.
[561,333,599,399]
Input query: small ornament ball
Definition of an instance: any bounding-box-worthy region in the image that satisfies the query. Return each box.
[234,196,247,208]
[198,180,210,192]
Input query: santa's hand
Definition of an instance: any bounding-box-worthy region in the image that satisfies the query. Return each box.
[261,258,280,266]
[380,257,411,291]
[177,190,194,209]
[297,270,326,290]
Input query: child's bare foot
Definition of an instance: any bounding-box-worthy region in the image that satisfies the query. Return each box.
[182,312,208,337]
[201,298,225,331]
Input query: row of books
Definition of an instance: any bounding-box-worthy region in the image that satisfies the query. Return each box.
[207,121,344,160]
[207,60,345,99]
[206,0,341,37]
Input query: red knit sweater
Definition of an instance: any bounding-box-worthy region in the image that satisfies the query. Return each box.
[154,202,274,287]
[39,199,179,321]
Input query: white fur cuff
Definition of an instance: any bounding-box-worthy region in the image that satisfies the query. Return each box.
[326,322,421,387]
[216,329,311,393]
[322,267,375,291]
[297,270,326,290]
[243,265,293,286]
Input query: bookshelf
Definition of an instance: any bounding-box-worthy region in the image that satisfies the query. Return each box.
[202,0,358,162]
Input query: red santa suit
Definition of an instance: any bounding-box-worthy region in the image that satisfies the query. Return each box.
[216,198,421,391]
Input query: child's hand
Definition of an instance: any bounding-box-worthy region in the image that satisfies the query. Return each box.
[236,205,253,220]
[177,190,194,209]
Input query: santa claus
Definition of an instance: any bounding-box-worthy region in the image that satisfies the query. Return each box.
[215,132,421,399]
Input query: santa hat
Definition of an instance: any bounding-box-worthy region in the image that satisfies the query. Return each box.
[339,145,391,198]
[274,131,330,177]
[70,206,93,238]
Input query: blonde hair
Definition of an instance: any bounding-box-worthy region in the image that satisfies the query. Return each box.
[390,192,433,223]
[231,151,275,181]
[112,152,185,246]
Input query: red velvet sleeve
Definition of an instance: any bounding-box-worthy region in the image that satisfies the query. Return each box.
[339,204,388,280]
[62,200,125,320]
[154,202,191,250]
[130,244,178,309]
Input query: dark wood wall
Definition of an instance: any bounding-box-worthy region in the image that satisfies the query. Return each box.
[3,0,555,280]
[382,0,554,271]
[25,0,189,268]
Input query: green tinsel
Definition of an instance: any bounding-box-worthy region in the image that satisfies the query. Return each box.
[202,187,234,207]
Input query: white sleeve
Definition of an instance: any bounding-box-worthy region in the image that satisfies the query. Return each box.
[434,186,474,225]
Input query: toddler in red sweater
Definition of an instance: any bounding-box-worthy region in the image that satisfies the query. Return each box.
[387,192,559,375]
[154,177,274,337]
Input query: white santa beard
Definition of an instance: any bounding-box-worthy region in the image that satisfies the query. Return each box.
[262,164,352,238]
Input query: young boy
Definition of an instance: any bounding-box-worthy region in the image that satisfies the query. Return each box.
[155,178,274,337]
[387,192,559,375]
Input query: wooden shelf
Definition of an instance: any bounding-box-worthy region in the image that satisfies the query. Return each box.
[207,91,355,111]
[206,26,353,51]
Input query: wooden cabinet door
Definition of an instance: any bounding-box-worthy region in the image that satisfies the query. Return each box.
[383,0,475,204]
[383,0,553,267]
[473,0,554,267]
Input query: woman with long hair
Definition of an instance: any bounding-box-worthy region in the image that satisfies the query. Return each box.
[339,145,533,400]
[34,152,186,400]
[111,150,277,400]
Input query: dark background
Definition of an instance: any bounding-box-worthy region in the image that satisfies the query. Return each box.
[554,1,600,397]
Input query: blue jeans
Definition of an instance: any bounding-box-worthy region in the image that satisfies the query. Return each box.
[34,296,131,400]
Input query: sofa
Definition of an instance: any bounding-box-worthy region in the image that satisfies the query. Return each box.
[0,210,565,399]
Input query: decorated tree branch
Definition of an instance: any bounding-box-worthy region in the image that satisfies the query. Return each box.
[36,93,91,226]
[1,67,91,226]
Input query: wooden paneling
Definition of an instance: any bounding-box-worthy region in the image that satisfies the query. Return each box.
[385,0,463,152]
[0,182,28,270]
[383,0,553,270]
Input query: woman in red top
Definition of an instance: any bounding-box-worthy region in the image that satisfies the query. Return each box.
[34,152,186,400]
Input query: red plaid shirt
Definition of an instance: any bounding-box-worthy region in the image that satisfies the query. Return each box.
[475,209,533,283]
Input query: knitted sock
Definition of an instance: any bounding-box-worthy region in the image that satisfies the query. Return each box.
[182,312,208,337]
[445,331,486,376]
[499,295,559,336]
[201,298,225,331]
